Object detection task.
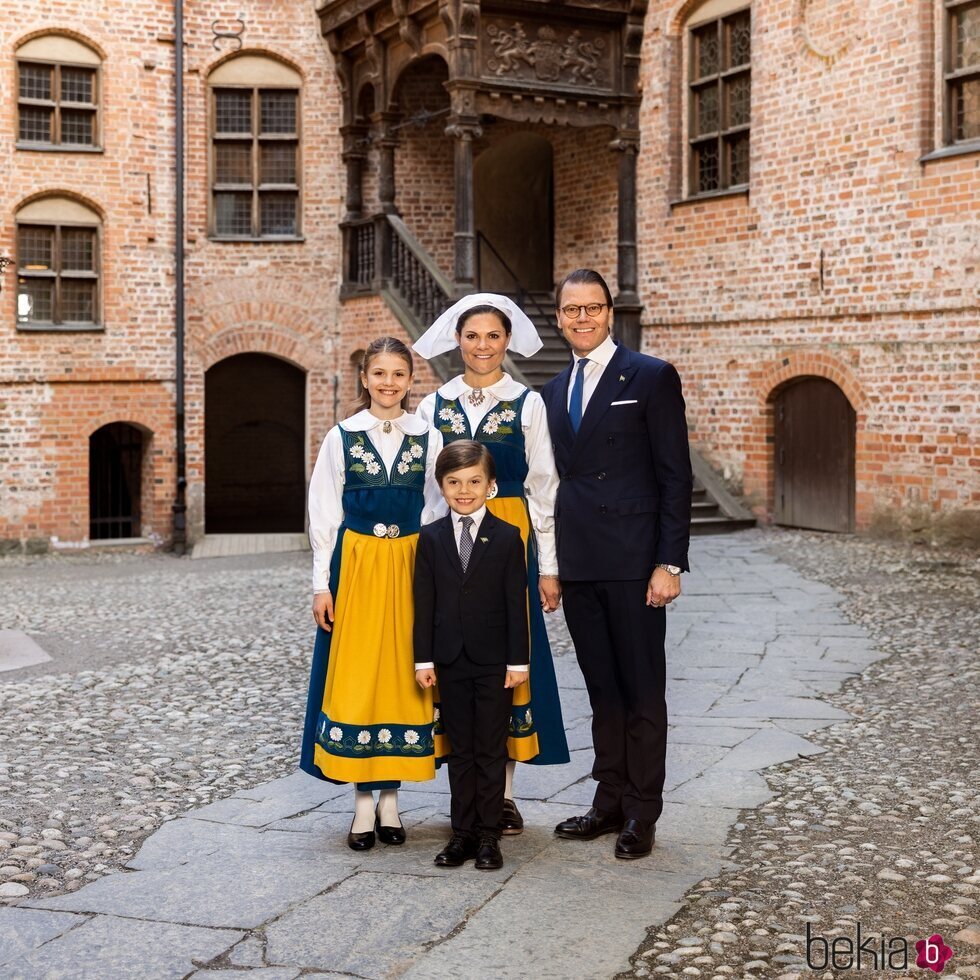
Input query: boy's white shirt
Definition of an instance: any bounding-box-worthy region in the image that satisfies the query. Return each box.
[308,409,446,594]
[416,374,559,576]
[414,504,528,673]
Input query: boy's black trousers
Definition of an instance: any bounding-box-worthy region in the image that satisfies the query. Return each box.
[438,653,511,839]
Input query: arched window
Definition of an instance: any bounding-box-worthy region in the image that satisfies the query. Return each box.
[208,54,302,239]
[945,0,980,145]
[685,1,751,196]
[16,34,101,150]
[16,196,101,329]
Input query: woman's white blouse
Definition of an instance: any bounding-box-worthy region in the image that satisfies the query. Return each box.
[308,410,446,593]
[416,374,559,576]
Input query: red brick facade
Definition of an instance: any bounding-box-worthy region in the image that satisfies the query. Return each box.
[1,0,976,550]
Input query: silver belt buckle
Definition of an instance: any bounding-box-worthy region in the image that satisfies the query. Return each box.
[372,522,387,538]
[386,524,400,538]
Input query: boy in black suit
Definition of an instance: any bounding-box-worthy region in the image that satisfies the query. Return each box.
[414,440,529,870]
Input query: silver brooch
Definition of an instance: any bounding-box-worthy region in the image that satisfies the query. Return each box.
[468,388,486,406]
[386,524,400,538]
[382,420,392,434]
[373,523,388,538]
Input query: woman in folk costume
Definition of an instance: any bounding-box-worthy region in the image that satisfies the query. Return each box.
[300,336,445,851]
[415,293,570,835]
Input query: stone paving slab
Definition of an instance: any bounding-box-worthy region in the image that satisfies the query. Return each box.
[2,914,243,980]
[0,908,88,969]
[28,850,361,929]
[0,630,52,672]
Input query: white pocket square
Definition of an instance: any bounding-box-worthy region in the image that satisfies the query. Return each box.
[610,399,638,406]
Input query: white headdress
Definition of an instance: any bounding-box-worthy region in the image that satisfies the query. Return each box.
[412,292,543,359]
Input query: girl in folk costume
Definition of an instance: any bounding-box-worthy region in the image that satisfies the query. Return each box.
[300,336,445,851]
[414,294,570,835]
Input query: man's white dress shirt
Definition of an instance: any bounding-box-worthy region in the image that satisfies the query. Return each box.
[566,334,618,416]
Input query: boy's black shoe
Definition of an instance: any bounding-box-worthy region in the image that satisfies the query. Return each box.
[474,834,503,870]
[498,798,524,835]
[434,833,477,867]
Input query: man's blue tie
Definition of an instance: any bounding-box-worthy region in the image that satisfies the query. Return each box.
[569,357,588,433]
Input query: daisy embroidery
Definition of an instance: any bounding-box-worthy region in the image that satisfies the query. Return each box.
[397,461,410,475]
[357,730,371,745]
[329,726,343,742]
[378,729,392,744]
[438,407,455,422]
[483,414,500,435]
[365,459,381,475]
[499,409,516,422]
[409,443,424,459]
[404,730,420,745]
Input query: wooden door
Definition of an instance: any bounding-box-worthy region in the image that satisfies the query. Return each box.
[774,377,855,533]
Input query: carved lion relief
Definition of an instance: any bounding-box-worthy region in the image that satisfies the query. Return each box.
[483,20,612,89]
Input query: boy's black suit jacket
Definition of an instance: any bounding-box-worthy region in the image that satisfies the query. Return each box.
[540,342,693,581]
[413,511,529,668]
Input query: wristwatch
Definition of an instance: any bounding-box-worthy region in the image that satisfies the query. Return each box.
[657,564,682,576]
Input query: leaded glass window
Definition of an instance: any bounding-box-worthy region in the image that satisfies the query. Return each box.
[17,222,100,327]
[946,0,980,144]
[17,60,99,148]
[211,86,301,238]
[689,7,751,194]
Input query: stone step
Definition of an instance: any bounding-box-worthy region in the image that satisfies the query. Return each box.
[191,533,310,560]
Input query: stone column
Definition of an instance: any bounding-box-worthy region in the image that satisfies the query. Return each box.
[448,120,482,293]
[613,135,642,351]
[376,112,400,215]
[340,125,368,220]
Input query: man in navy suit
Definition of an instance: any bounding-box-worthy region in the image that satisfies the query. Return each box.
[540,269,692,859]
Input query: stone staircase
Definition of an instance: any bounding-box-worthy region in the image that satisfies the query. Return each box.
[505,291,570,391]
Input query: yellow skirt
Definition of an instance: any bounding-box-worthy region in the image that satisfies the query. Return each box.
[432,497,541,763]
[312,529,436,784]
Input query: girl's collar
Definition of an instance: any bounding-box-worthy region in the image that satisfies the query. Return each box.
[341,410,429,435]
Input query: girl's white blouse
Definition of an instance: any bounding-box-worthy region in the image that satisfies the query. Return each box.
[416,374,559,576]
[308,409,446,593]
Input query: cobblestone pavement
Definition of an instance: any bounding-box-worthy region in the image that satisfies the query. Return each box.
[0,530,976,978]
[623,532,980,980]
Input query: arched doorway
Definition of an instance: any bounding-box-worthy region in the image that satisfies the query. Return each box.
[774,377,856,533]
[89,423,144,540]
[474,133,554,293]
[205,353,306,533]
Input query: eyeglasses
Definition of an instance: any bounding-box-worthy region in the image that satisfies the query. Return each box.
[559,303,609,319]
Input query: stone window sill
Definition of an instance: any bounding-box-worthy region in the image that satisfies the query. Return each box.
[920,141,980,165]
[16,142,104,154]
[670,186,750,208]
[208,235,306,244]
[16,322,104,333]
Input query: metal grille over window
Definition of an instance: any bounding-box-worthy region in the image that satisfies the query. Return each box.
[17,223,99,327]
[689,7,751,195]
[947,0,980,144]
[17,60,98,148]
[212,86,300,238]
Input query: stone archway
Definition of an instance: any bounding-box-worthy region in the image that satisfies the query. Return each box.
[774,377,856,533]
[474,132,554,293]
[204,353,306,533]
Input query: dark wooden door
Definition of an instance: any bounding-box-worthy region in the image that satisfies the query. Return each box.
[89,423,143,539]
[774,378,855,533]
[205,353,306,533]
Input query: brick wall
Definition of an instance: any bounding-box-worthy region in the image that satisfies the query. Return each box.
[3,1,976,549]
[638,0,979,539]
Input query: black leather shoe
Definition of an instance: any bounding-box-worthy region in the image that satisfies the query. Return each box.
[554,807,623,841]
[498,798,524,836]
[615,818,655,859]
[434,833,477,867]
[375,805,406,846]
[347,819,375,852]
[475,835,503,871]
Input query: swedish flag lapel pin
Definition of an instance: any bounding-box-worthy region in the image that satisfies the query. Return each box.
[619,374,626,382]
[480,536,489,544]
